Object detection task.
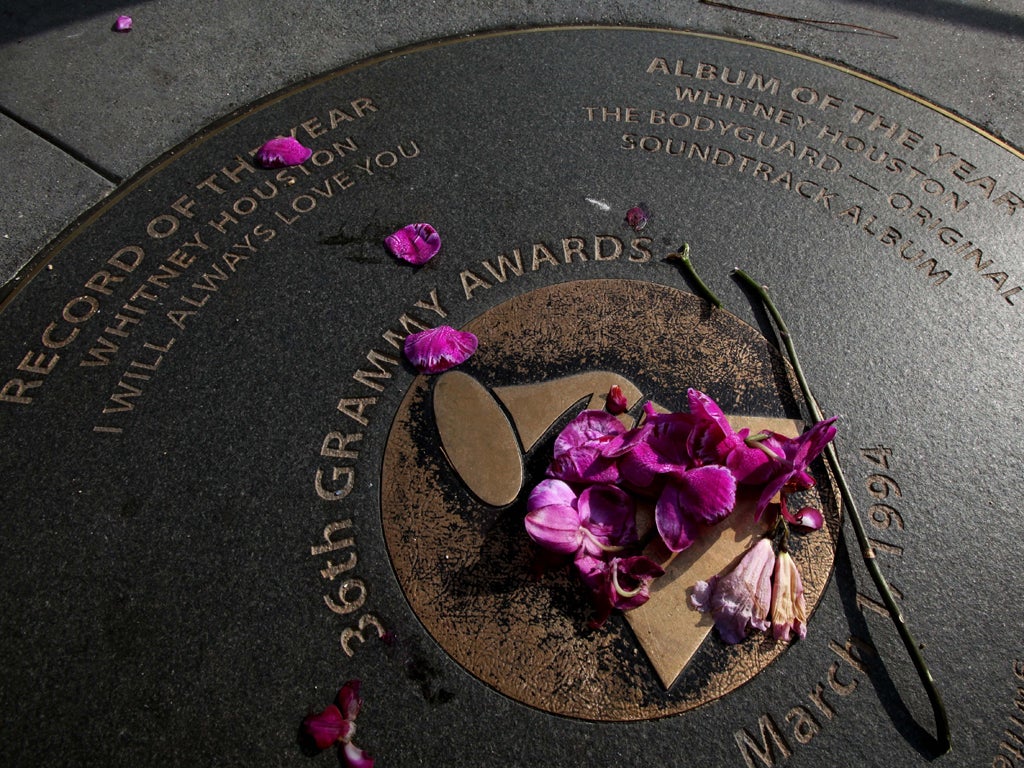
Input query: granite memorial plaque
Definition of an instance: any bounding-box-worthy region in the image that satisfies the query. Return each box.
[1,27,1022,767]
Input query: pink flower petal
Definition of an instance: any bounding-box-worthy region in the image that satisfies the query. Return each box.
[692,538,776,644]
[255,136,312,168]
[771,552,808,641]
[385,223,441,265]
[654,486,701,552]
[625,205,649,231]
[548,410,625,484]
[342,741,375,768]
[577,484,637,554]
[671,465,737,525]
[113,15,132,32]
[404,326,478,374]
[524,480,583,554]
[302,704,346,750]
[336,680,363,721]
[785,505,825,532]
[528,477,578,510]
[605,384,628,415]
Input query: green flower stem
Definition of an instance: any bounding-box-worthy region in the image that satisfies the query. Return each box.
[667,244,722,308]
[732,267,951,755]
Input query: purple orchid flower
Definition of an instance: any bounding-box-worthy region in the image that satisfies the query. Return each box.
[385,223,441,265]
[576,554,665,626]
[302,680,373,766]
[547,410,626,484]
[655,464,737,552]
[771,551,808,641]
[302,703,350,750]
[607,404,696,491]
[752,417,838,519]
[685,389,779,483]
[403,326,478,374]
[524,480,637,557]
[691,538,775,644]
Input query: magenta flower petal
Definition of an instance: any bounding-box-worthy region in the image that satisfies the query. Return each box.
[686,389,775,479]
[791,417,839,469]
[336,680,363,721]
[654,485,702,552]
[553,410,626,456]
[404,326,478,374]
[687,388,731,434]
[113,15,132,31]
[725,430,777,485]
[671,465,737,524]
[753,417,838,519]
[577,484,637,555]
[385,223,441,265]
[754,474,793,522]
[608,555,665,611]
[655,465,736,552]
[687,389,740,463]
[641,409,698,470]
[691,538,775,644]
[577,555,664,615]
[784,505,824,532]
[255,136,312,168]
[342,741,375,768]
[616,436,664,490]
[302,704,346,750]
[625,205,649,231]
[606,384,628,415]
[524,480,583,554]
[548,410,625,484]
[771,552,808,641]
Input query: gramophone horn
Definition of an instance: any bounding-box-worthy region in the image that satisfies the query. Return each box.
[493,372,643,452]
[433,371,643,506]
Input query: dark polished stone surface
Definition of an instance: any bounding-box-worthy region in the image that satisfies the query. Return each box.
[1,24,1022,768]
[2,1,1023,286]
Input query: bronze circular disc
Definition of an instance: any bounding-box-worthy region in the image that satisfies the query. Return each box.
[381,278,840,721]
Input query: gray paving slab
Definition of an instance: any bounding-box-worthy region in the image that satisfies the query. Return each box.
[0,2,1022,293]
[1,2,1021,175]
[0,113,113,286]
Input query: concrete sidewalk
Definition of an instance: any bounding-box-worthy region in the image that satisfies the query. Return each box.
[2,1,1022,291]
